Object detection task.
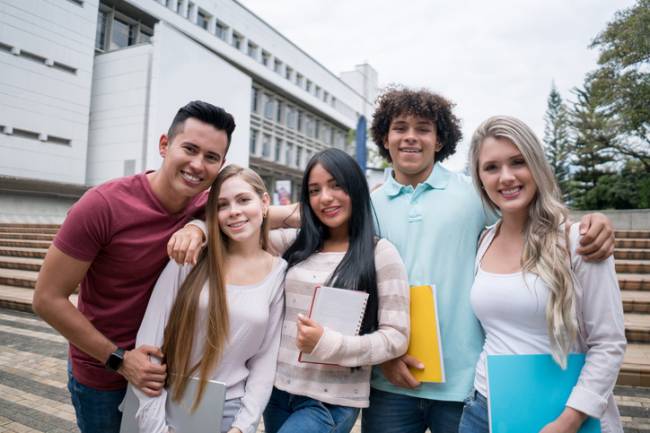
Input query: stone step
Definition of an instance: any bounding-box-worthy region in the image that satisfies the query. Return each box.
[615,230,650,239]
[0,246,48,259]
[0,268,38,289]
[616,238,650,249]
[618,343,650,387]
[0,223,60,230]
[616,260,650,274]
[0,226,59,234]
[0,256,42,272]
[0,284,76,312]
[0,232,56,241]
[619,274,650,291]
[615,248,650,260]
[621,291,650,314]
[625,313,650,343]
[0,238,52,249]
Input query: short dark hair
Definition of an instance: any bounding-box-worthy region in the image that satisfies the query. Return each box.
[167,100,236,150]
[370,87,462,163]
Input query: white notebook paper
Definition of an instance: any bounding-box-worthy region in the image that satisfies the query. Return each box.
[299,285,369,364]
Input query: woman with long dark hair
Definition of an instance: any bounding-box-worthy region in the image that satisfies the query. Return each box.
[262,148,410,433]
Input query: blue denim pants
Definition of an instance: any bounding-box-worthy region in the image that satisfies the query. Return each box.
[458,391,489,433]
[263,387,360,433]
[361,388,464,433]
[67,365,126,433]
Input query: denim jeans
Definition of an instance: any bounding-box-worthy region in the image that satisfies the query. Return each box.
[458,391,489,433]
[67,365,126,433]
[263,387,360,433]
[361,388,464,433]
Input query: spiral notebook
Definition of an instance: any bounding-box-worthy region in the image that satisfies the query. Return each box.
[299,285,369,364]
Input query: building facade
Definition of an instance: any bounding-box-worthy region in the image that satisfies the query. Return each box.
[0,0,377,221]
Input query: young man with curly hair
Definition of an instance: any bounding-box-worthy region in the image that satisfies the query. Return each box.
[361,87,615,433]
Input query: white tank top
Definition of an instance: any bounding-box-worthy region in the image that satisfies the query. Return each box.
[470,263,553,397]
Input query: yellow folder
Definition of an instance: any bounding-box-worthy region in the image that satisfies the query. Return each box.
[407,285,445,382]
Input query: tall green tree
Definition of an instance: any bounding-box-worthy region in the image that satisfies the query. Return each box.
[589,0,650,172]
[543,83,571,201]
[569,82,617,209]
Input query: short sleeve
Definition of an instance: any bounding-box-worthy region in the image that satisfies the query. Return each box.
[53,189,112,262]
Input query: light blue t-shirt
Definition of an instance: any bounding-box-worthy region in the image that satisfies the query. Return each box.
[370,162,495,402]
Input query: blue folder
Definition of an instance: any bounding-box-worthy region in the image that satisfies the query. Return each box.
[487,354,601,433]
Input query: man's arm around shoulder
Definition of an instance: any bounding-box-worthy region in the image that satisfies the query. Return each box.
[33,245,166,396]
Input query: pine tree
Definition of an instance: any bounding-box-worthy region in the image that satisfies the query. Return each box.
[569,82,617,209]
[543,83,571,202]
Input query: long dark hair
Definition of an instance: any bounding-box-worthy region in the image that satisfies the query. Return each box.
[283,148,378,334]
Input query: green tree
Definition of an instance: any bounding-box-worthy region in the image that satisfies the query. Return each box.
[589,0,650,171]
[569,82,617,209]
[543,83,572,201]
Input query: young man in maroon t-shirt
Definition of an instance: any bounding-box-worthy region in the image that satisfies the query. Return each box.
[33,101,235,433]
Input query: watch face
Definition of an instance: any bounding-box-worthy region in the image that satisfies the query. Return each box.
[107,349,124,372]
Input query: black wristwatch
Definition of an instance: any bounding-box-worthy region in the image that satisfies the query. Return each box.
[105,347,125,372]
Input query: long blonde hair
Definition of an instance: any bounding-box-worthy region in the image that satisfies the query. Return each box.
[162,165,270,409]
[469,115,577,368]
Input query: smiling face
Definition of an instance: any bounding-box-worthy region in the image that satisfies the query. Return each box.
[159,117,228,205]
[384,114,441,186]
[307,163,352,238]
[478,136,537,218]
[217,175,269,244]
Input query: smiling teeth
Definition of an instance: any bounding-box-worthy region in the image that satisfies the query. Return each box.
[502,187,520,194]
[182,171,201,182]
[229,221,246,228]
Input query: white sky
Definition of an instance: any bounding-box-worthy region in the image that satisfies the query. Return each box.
[238,0,635,171]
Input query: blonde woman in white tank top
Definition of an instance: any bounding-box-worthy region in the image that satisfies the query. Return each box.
[459,116,626,433]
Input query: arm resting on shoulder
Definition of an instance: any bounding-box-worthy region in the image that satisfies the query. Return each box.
[576,213,615,262]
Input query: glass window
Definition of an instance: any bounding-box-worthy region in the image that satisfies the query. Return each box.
[264,94,275,120]
[261,51,270,66]
[296,73,303,87]
[297,111,303,132]
[315,86,321,98]
[176,0,182,13]
[247,41,258,59]
[323,91,329,103]
[95,9,108,50]
[285,66,293,80]
[186,2,194,19]
[314,119,320,139]
[262,134,271,158]
[110,17,135,50]
[251,87,259,113]
[285,142,294,165]
[250,129,258,155]
[274,138,282,162]
[287,106,297,129]
[138,29,152,44]
[197,10,209,30]
[276,101,284,123]
[295,146,303,168]
[306,80,312,92]
[305,116,315,138]
[274,58,283,74]
[215,21,228,40]
[232,32,243,50]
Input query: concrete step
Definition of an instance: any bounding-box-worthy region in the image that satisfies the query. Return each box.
[621,291,650,314]
[0,238,52,249]
[0,256,43,272]
[0,268,38,289]
[618,343,650,387]
[616,248,650,260]
[616,259,650,274]
[625,313,650,343]
[615,230,650,239]
[619,274,650,291]
[0,223,60,229]
[0,246,48,259]
[616,238,650,249]
[0,284,76,312]
[0,232,55,241]
[0,226,59,234]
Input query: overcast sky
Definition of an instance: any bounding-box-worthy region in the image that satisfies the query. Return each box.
[238,0,635,171]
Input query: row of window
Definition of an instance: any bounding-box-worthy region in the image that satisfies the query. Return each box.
[95,7,153,52]
[0,41,77,75]
[155,0,338,108]
[251,87,347,148]
[249,129,314,170]
[1,125,71,146]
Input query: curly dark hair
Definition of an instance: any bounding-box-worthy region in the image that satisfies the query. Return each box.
[370,87,462,163]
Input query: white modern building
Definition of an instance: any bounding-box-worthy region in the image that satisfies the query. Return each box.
[0,0,377,221]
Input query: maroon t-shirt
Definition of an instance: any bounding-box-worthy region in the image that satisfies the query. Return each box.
[53,172,207,390]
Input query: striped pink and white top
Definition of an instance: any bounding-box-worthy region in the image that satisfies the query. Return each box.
[269,229,410,408]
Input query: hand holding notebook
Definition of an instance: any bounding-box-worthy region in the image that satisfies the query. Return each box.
[298,285,369,364]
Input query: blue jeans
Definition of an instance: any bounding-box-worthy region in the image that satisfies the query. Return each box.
[361,388,464,433]
[458,391,489,433]
[67,365,126,433]
[263,387,360,433]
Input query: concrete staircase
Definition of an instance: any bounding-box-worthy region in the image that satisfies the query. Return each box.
[0,223,649,386]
